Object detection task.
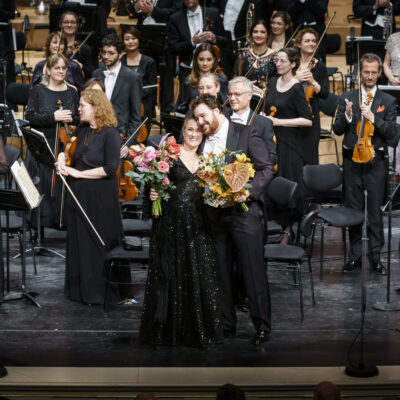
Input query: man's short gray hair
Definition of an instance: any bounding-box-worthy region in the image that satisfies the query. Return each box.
[228,76,253,93]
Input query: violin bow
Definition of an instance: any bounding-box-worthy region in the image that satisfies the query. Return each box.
[122,118,149,150]
[57,28,63,54]
[69,31,94,61]
[284,24,301,48]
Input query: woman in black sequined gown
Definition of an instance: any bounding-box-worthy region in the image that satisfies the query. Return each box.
[139,116,223,348]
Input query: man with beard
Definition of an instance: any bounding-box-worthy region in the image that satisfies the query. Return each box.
[92,34,142,154]
[333,53,398,274]
[190,94,274,345]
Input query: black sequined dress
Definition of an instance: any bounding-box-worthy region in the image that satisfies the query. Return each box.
[139,158,223,348]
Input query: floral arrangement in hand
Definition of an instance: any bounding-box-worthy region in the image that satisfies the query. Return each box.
[197,149,255,212]
[126,135,181,217]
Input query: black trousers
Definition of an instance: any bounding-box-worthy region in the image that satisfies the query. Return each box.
[343,154,386,262]
[361,23,384,40]
[207,202,271,333]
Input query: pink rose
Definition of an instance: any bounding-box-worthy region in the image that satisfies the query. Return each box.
[155,150,162,158]
[161,177,170,186]
[157,161,169,173]
[143,148,156,162]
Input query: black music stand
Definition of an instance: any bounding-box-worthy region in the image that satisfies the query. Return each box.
[21,127,65,258]
[0,187,41,308]
[373,85,400,312]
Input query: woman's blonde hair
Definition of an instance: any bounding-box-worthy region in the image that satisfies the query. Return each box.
[80,89,117,132]
[41,53,68,86]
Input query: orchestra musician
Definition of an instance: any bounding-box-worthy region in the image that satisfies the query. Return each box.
[26,53,79,231]
[92,34,142,157]
[263,47,312,244]
[233,20,276,91]
[333,53,398,274]
[129,0,181,24]
[294,27,329,165]
[267,11,293,51]
[58,11,96,79]
[121,26,157,133]
[167,0,225,83]
[32,31,85,93]
[56,89,132,305]
[175,43,228,114]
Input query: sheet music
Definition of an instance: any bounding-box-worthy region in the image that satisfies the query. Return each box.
[10,161,41,209]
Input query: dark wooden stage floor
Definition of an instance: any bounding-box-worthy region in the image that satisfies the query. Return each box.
[1,217,400,369]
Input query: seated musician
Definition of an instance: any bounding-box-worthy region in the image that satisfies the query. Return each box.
[333,53,398,275]
[175,43,228,115]
[32,31,84,93]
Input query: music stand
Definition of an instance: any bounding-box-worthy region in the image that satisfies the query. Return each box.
[21,127,65,258]
[373,85,400,312]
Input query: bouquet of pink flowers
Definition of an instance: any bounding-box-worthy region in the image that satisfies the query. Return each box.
[126,135,181,217]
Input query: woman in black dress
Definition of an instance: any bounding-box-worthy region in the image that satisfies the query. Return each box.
[121,26,157,133]
[175,43,228,115]
[264,48,312,244]
[295,28,329,165]
[26,53,79,230]
[267,11,293,52]
[234,20,276,91]
[139,116,223,348]
[57,89,127,305]
[32,31,85,93]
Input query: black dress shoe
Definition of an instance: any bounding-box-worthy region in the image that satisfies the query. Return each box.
[373,260,387,275]
[342,258,361,272]
[252,330,270,345]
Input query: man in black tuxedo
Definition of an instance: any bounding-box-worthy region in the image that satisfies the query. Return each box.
[92,34,142,153]
[167,0,225,83]
[333,53,398,274]
[275,0,328,61]
[190,94,274,345]
[353,0,399,39]
[214,0,264,78]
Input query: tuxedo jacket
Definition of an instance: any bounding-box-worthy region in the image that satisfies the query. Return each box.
[92,64,142,138]
[353,0,400,23]
[167,6,225,66]
[215,0,263,40]
[199,120,274,202]
[275,0,328,35]
[130,0,181,24]
[333,89,398,151]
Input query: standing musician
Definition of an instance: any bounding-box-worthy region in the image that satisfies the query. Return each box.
[228,76,277,165]
[267,11,293,52]
[58,11,96,79]
[333,53,398,274]
[233,20,276,92]
[129,0,181,24]
[353,0,399,40]
[167,0,225,83]
[26,54,79,231]
[32,31,85,93]
[92,34,142,158]
[295,27,329,165]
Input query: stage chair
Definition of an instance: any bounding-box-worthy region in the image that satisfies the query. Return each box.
[5,82,30,118]
[103,242,149,311]
[319,93,341,165]
[303,164,365,281]
[326,34,344,94]
[264,177,320,321]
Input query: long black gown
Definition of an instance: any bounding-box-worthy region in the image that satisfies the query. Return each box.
[64,126,126,305]
[264,77,312,222]
[25,84,79,229]
[139,158,223,348]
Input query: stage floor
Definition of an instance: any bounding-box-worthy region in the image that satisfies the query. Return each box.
[1,215,400,371]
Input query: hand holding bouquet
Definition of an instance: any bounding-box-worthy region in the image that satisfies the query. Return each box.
[197,149,255,211]
[126,135,181,217]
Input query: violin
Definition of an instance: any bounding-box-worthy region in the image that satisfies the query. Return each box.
[69,31,94,61]
[137,104,148,143]
[117,134,138,202]
[352,92,375,164]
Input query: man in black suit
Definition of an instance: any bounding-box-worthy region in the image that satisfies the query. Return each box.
[168,0,225,83]
[214,0,264,78]
[228,76,277,165]
[275,0,328,61]
[353,0,399,39]
[190,94,274,345]
[333,53,398,274]
[92,34,142,154]
[130,0,181,24]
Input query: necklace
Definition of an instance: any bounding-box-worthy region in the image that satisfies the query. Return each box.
[251,46,269,58]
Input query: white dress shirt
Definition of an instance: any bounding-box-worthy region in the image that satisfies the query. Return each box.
[104,62,122,100]
[345,85,377,124]
[231,108,251,125]
[203,117,230,155]
[223,0,245,40]
[180,6,203,69]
